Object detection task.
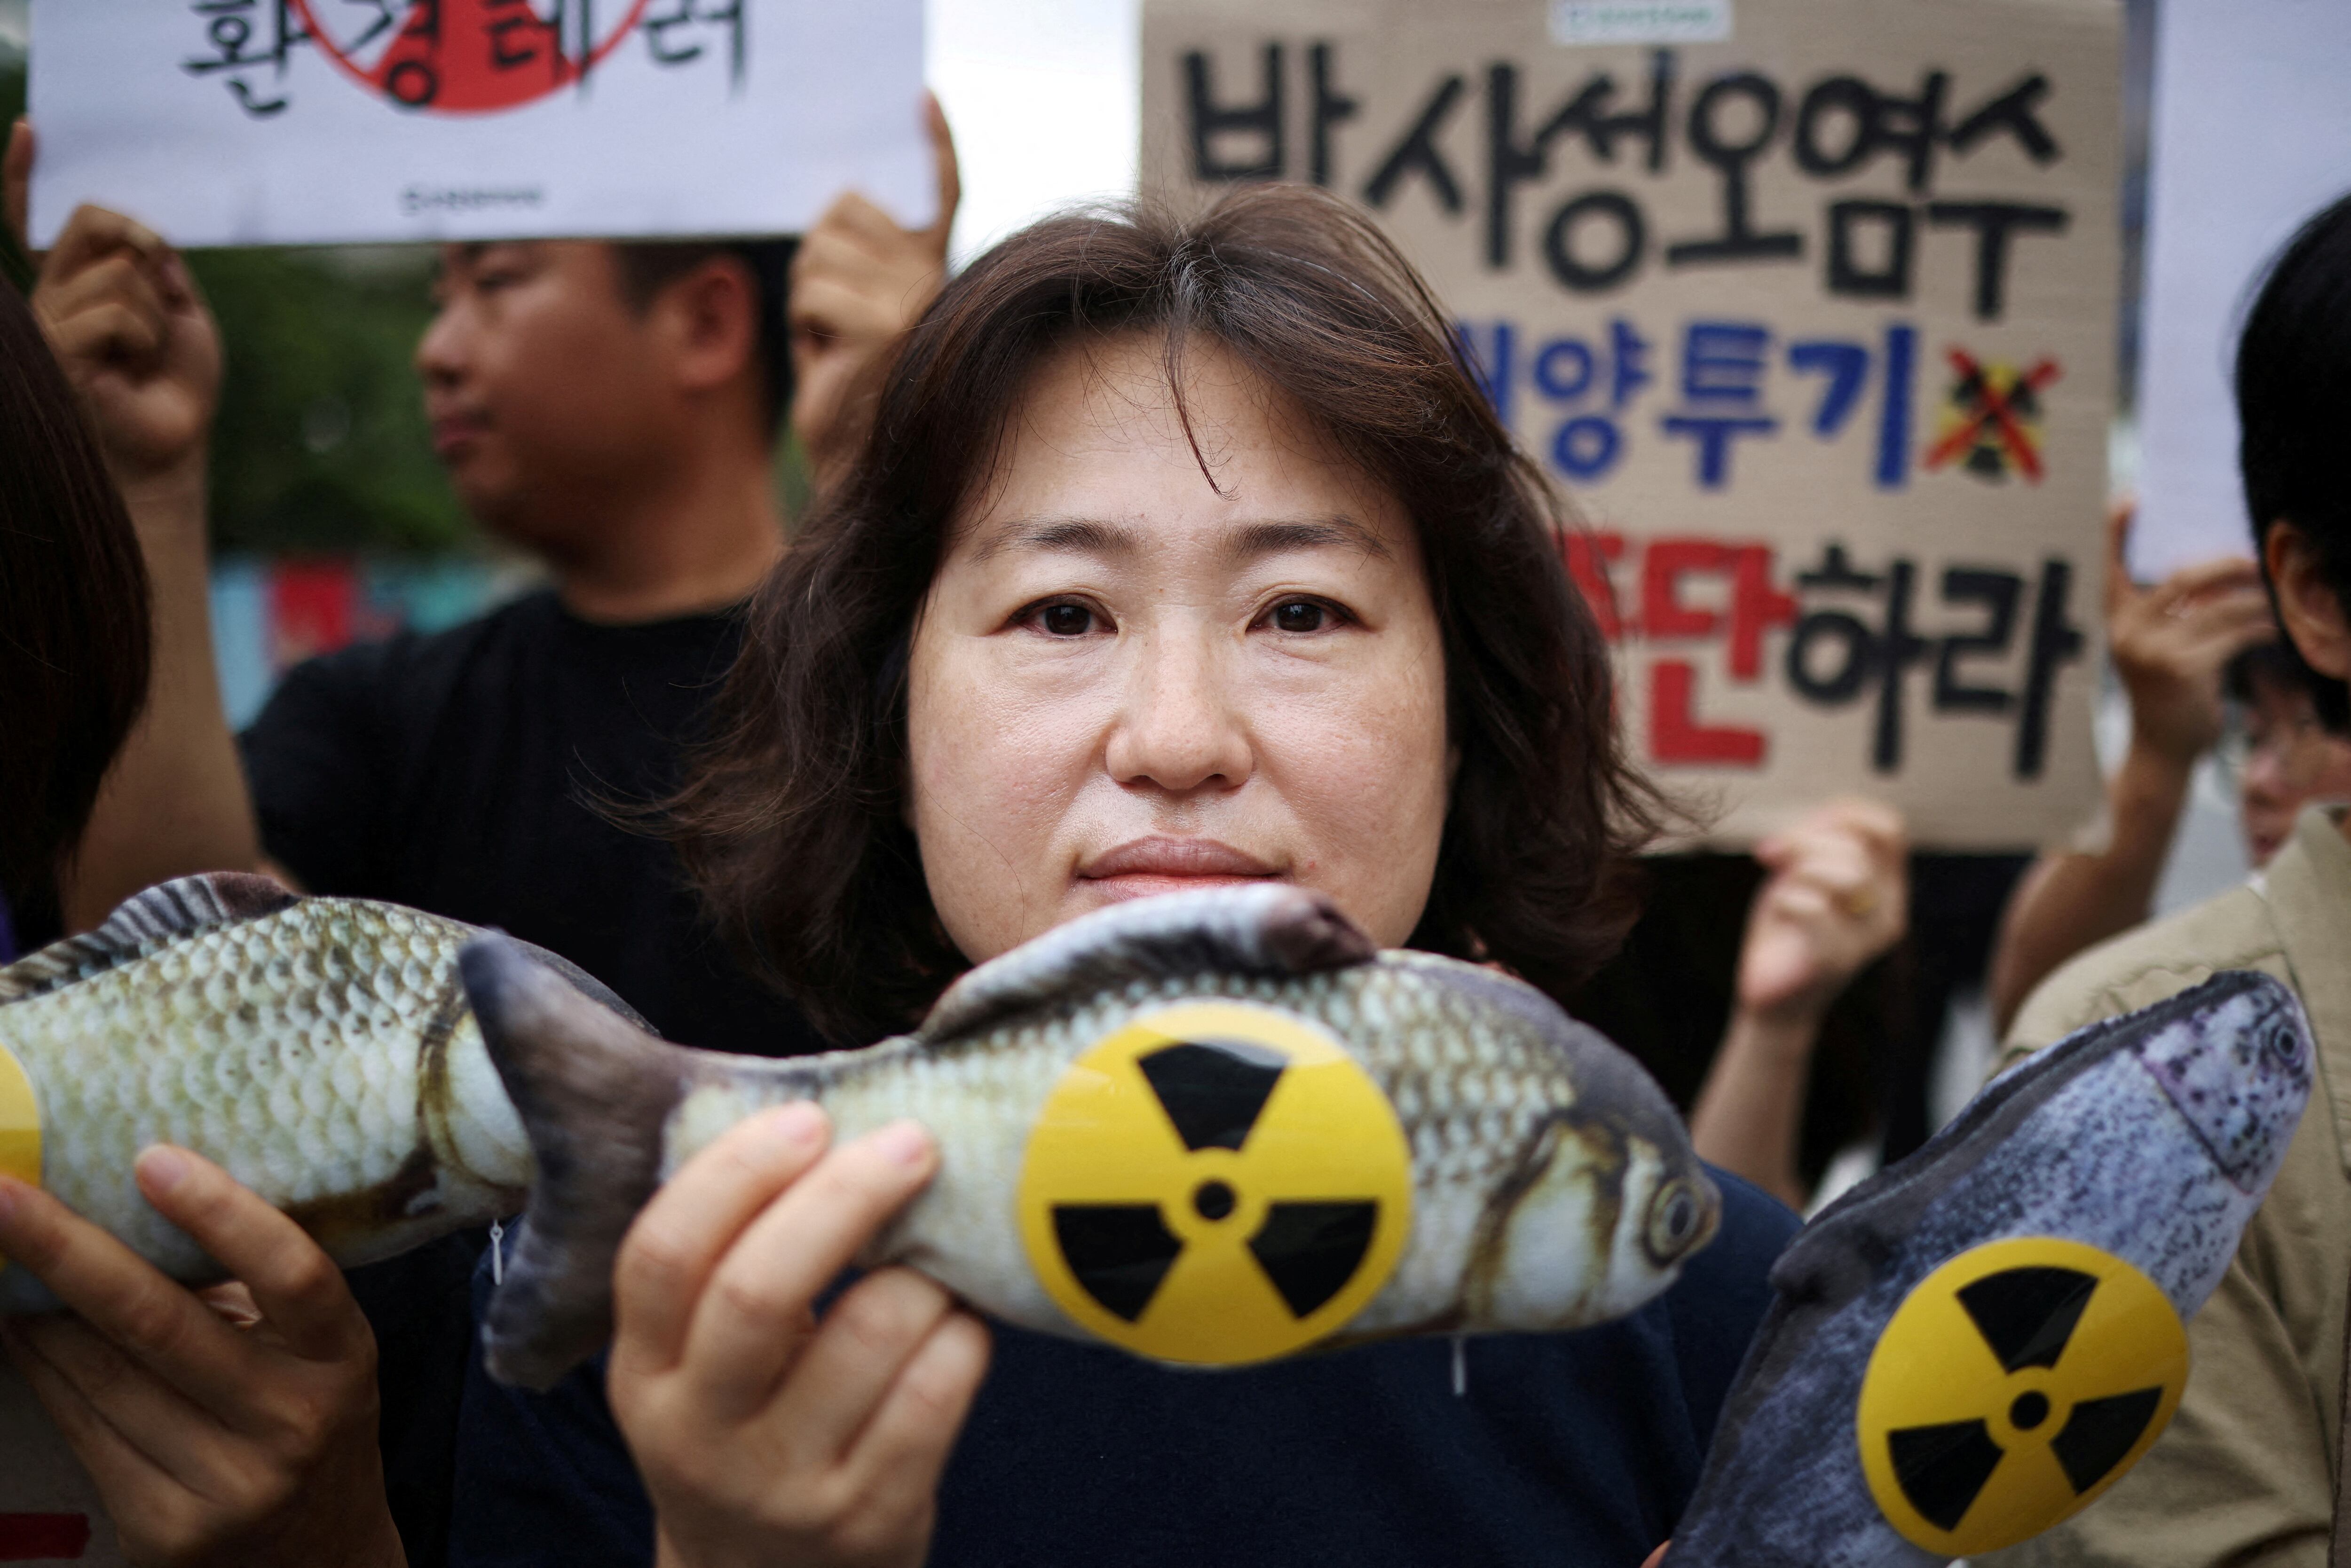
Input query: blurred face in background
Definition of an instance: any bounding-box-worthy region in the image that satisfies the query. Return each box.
[2231,670,2351,864]
[415,241,693,557]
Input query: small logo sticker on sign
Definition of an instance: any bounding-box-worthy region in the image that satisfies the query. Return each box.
[1549,0,1733,46]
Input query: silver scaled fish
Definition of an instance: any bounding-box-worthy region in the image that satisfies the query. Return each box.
[0,873,632,1312]
[462,881,1720,1389]
[1665,969,2312,1568]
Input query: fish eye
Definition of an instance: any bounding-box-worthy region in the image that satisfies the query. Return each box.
[2269,1024,2301,1064]
[1643,1178,1706,1264]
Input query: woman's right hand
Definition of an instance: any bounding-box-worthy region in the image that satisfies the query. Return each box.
[608,1104,992,1568]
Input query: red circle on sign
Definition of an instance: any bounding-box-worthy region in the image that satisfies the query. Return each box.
[291,0,654,115]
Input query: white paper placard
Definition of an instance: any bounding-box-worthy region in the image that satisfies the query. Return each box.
[2130,0,2351,579]
[27,0,933,248]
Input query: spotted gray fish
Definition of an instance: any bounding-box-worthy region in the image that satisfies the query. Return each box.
[463,881,1718,1389]
[0,874,638,1312]
[1665,969,2312,1568]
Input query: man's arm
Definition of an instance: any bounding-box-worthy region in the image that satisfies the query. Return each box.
[1688,798,1908,1210]
[5,123,266,930]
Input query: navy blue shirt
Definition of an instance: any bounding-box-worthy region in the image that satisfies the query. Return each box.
[240,591,828,1568]
[450,1171,1794,1568]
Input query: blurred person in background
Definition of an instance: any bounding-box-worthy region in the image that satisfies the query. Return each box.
[1685,798,1909,1211]
[0,276,402,1567]
[2224,641,2351,866]
[4,97,960,1568]
[1988,504,2279,1033]
[1569,807,1941,1211]
[1981,189,2351,1568]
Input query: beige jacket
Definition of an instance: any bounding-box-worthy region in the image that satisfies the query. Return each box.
[1981,804,2351,1568]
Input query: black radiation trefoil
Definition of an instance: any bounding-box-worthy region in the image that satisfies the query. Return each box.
[1049,1206,1182,1323]
[1957,1267,2096,1371]
[2049,1387,2165,1494]
[1137,1040,1284,1150]
[1018,1000,1413,1365]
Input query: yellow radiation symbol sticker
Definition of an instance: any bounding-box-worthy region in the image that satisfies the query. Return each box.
[1017,1000,1412,1365]
[1857,1237,2188,1556]
[0,1043,41,1275]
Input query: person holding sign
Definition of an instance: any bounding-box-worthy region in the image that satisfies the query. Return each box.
[1981,191,2351,1568]
[1684,796,1910,1211]
[3,100,963,1568]
[450,185,1797,1568]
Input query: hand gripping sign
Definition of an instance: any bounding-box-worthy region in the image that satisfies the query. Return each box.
[28,0,935,247]
[1018,1001,1413,1364]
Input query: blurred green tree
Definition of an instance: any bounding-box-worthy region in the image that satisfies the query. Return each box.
[1,58,475,556]
[188,246,474,554]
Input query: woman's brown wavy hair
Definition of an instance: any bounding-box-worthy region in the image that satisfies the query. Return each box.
[673,184,1665,1045]
[0,281,151,934]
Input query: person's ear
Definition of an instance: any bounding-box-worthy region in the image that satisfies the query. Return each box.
[658,256,759,398]
[2265,520,2351,680]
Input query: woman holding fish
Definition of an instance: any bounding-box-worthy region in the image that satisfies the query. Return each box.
[446,186,1799,1568]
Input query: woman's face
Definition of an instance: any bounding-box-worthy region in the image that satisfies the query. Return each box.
[906,331,1453,965]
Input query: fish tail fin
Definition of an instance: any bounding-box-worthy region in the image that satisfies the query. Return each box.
[459,933,689,1391]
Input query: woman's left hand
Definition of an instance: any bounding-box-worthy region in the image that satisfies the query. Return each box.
[0,1147,402,1568]
[1735,797,1909,1028]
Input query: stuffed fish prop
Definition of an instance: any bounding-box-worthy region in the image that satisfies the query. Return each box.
[0,875,1718,1388]
[461,880,1720,1389]
[1665,969,2312,1568]
[0,873,640,1312]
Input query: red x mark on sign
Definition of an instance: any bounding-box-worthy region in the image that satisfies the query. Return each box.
[1924,348,2062,482]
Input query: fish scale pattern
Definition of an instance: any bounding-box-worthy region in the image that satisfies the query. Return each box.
[0,903,473,1286]
[674,950,1654,1347]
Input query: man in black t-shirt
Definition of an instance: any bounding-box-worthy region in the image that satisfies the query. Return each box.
[9,104,959,1568]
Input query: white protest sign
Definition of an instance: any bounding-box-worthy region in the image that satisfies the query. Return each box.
[1144,0,2119,850]
[28,0,932,248]
[2130,0,2351,580]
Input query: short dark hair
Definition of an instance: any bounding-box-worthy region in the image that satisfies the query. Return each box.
[2238,189,2351,729]
[611,238,798,438]
[2223,640,2305,709]
[0,281,152,925]
[670,186,1666,1045]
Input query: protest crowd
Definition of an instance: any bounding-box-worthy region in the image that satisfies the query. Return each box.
[0,4,2349,1566]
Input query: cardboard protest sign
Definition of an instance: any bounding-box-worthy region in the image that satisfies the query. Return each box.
[28,0,932,248]
[1143,0,2120,849]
